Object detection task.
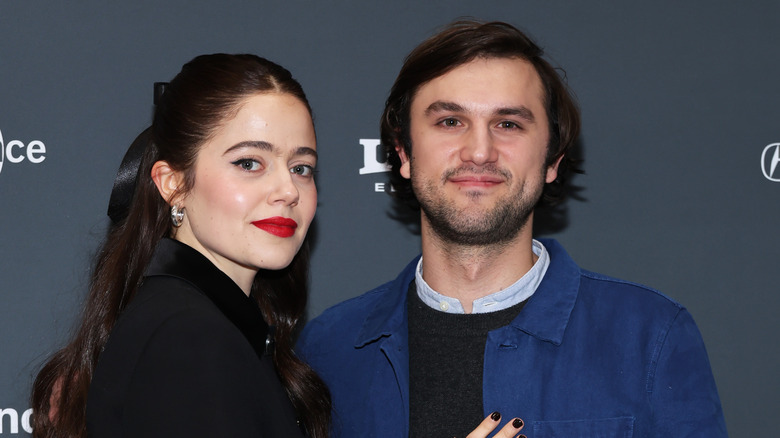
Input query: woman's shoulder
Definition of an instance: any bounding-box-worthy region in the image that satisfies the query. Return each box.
[110,275,247,352]
[87,278,281,437]
[88,275,261,407]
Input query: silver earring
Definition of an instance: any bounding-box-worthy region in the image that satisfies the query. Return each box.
[171,205,185,227]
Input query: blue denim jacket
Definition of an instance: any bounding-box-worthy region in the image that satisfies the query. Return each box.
[298,239,727,437]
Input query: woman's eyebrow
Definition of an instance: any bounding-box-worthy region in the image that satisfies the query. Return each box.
[224,142,317,161]
[293,146,318,160]
[223,140,273,155]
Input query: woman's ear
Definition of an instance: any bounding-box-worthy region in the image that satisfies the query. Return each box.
[151,161,184,205]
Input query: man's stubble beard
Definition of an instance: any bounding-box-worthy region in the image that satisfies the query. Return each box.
[411,163,545,247]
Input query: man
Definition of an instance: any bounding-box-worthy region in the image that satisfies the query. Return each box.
[299,20,727,437]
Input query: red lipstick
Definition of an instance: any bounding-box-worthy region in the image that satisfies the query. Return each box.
[252,217,298,238]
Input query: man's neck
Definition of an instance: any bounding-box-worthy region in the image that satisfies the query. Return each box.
[419,221,537,314]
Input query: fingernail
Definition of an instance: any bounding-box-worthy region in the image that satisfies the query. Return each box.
[491,411,501,421]
[512,418,524,428]
[517,435,527,438]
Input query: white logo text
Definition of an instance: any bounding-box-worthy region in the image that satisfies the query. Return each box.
[0,128,47,176]
[358,139,389,175]
[0,408,33,434]
[761,143,780,182]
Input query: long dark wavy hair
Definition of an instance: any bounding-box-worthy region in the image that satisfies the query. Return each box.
[30,53,331,438]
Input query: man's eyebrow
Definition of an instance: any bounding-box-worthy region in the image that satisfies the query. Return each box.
[223,140,273,155]
[496,106,536,123]
[424,101,536,123]
[424,101,466,116]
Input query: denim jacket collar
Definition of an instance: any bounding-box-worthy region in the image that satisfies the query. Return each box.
[354,238,580,347]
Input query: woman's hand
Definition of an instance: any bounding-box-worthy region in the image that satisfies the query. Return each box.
[464,412,525,438]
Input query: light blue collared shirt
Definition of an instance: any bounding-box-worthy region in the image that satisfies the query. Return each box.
[414,239,549,314]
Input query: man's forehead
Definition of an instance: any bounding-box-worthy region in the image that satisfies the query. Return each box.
[410,57,546,115]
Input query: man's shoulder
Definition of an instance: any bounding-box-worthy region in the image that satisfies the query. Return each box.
[304,279,399,335]
[298,256,419,360]
[541,238,684,313]
[305,256,418,331]
[577,268,684,313]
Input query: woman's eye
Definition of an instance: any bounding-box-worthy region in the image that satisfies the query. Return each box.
[290,164,314,177]
[232,159,261,171]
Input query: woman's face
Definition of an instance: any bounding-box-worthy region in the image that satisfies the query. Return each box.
[172,92,317,294]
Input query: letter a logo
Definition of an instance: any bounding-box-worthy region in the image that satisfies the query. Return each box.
[761,143,780,182]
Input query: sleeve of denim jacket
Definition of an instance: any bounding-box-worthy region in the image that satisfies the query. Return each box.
[650,308,728,436]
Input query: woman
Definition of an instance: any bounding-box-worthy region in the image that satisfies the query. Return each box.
[30,54,330,437]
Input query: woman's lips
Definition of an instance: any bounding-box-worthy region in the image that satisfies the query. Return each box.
[252,217,298,238]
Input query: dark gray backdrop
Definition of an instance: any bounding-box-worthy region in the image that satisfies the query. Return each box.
[2,1,777,435]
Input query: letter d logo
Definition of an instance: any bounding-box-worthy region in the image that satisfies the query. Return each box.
[358,139,390,175]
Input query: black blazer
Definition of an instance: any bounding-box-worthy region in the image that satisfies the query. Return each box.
[86,238,304,437]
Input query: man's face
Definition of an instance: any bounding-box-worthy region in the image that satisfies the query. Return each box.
[400,57,560,246]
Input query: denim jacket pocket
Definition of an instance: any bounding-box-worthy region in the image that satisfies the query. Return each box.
[532,416,634,438]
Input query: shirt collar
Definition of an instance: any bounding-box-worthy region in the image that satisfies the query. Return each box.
[414,239,550,314]
[356,239,580,348]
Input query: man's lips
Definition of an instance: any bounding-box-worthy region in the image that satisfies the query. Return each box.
[252,217,298,238]
[448,175,505,186]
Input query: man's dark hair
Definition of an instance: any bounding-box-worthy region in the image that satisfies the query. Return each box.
[381,20,581,208]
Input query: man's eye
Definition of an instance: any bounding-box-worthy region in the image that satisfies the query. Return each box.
[232,159,261,171]
[499,121,520,129]
[440,118,459,127]
[291,164,314,177]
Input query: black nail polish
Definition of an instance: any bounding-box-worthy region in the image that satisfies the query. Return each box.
[517,435,527,438]
[512,418,524,428]
[491,411,501,421]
